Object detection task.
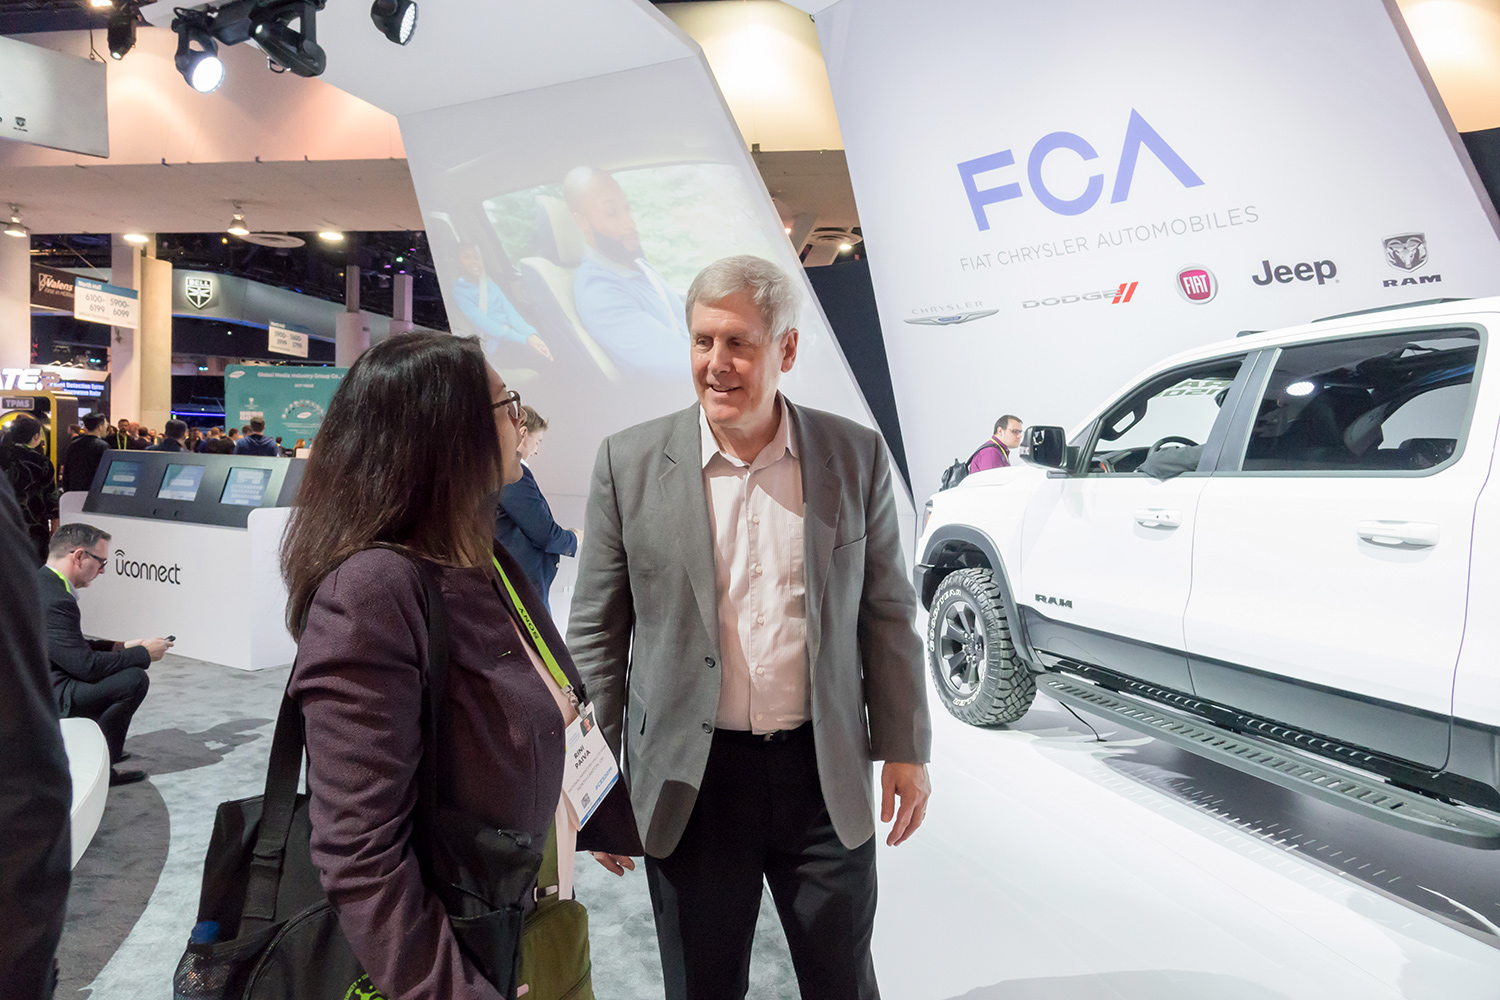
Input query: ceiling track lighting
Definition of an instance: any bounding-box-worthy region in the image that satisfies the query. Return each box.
[172,9,225,93]
[108,3,139,60]
[227,206,250,236]
[251,0,328,78]
[370,0,417,45]
[4,206,29,239]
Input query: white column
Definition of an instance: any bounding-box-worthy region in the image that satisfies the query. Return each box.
[0,231,31,369]
[389,273,416,337]
[335,265,370,366]
[139,255,173,431]
[110,235,143,422]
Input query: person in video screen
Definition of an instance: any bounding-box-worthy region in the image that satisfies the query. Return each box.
[452,243,553,362]
[565,166,689,379]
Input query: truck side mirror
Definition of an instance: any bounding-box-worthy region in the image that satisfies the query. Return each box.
[1027,425,1068,470]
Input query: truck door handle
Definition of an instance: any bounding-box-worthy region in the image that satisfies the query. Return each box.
[1134,508,1182,528]
[1356,520,1439,547]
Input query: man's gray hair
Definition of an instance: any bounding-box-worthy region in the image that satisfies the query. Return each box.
[685,255,801,341]
[49,522,111,559]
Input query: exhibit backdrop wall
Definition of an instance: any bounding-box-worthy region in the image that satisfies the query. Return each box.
[802,0,1500,496]
[314,0,907,573]
[223,364,347,445]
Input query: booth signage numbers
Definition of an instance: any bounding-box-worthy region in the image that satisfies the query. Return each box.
[267,321,310,358]
[73,277,140,329]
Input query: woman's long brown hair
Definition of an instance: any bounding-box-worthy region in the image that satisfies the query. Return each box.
[281,332,503,638]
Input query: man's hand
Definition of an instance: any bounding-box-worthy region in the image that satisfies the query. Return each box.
[880,762,931,847]
[126,637,173,661]
[527,335,554,361]
[589,852,636,876]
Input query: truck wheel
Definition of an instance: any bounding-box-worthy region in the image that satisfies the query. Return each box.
[926,567,1036,726]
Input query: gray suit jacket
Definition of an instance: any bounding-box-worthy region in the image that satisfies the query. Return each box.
[567,399,930,857]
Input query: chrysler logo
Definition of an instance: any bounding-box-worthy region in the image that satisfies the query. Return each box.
[1383,233,1428,272]
[904,309,999,326]
[185,276,215,309]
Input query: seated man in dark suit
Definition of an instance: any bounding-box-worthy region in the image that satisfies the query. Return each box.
[39,523,173,786]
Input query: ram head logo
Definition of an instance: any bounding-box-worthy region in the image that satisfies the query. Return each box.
[1383,233,1428,272]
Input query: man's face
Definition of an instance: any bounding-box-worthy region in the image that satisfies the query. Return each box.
[573,176,641,264]
[489,366,523,487]
[999,420,1024,450]
[458,246,483,281]
[691,291,798,436]
[73,539,108,589]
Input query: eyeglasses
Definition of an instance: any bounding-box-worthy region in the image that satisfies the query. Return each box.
[493,389,521,422]
[77,548,107,569]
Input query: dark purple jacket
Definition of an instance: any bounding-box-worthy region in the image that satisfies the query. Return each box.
[289,544,636,1000]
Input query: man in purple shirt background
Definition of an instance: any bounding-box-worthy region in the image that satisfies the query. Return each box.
[969,414,1023,473]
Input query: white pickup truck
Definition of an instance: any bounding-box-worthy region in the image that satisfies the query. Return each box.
[915,297,1500,846]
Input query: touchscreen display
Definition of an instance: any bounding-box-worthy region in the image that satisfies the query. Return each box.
[157,464,205,502]
[101,460,143,497]
[220,467,274,507]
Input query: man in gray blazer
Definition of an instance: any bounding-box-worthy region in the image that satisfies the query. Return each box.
[568,254,931,1000]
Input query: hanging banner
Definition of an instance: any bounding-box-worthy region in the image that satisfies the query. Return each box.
[808,0,1500,496]
[31,264,76,312]
[0,36,108,158]
[224,364,346,445]
[73,277,140,330]
[267,321,310,358]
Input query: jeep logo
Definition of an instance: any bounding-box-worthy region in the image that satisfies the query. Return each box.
[959,109,1203,228]
[1035,593,1073,609]
[1251,259,1336,286]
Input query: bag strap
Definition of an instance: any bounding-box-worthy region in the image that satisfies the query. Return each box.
[242,546,450,926]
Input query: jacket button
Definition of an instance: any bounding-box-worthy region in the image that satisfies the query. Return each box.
[705,657,716,668]
[702,723,713,734]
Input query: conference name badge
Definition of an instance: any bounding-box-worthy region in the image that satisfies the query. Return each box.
[562,703,618,828]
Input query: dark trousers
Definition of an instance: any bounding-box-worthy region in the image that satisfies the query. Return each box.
[644,724,879,1000]
[63,668,149,763]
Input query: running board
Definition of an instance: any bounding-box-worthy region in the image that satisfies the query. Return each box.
[1041,674,1500,850]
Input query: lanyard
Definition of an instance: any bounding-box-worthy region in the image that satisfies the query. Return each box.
[490,555,578,707]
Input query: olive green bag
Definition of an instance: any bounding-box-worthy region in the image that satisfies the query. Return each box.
[519,824,594,1000]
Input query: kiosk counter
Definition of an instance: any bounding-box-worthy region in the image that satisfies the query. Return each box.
[60,452,308,670]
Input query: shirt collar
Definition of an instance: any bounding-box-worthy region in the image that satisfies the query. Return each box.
[583,246,645,278]
[700,395,796,471]
[47,565,73,595]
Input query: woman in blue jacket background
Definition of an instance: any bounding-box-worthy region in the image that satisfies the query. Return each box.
[494,405,579,610]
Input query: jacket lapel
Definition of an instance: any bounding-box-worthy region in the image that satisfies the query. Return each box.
[661,406,722,651]
[791,402,841,670]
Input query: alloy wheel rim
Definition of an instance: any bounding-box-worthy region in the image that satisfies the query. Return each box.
[938,599,986,697]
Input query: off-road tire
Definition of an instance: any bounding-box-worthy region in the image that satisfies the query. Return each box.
[926,567,1036,726]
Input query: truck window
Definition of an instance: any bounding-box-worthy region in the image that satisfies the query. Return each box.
[1085,359,1244,476]
[1238,329,1480,473]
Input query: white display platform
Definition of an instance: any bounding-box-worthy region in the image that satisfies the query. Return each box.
[60,492,295,670]
[60,717,108,868]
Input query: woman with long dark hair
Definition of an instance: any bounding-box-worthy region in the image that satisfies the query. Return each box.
[281,332,623,1000]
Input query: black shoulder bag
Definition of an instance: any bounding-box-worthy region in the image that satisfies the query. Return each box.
[173,553,544,1000]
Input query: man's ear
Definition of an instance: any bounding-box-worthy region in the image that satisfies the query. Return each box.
[780,328,800,373]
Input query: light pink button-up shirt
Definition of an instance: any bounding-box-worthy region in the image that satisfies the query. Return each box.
[700,398,810,734]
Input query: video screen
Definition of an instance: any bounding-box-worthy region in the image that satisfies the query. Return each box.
[101,460,143,497]
[219,467,274,507]
[157,464,205,502]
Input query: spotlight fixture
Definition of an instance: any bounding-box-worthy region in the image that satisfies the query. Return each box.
[227,207,250,236]
[89,0,113,8]
[370,0,417,44]
[251,0,328,78]
[838,242,853,252]
[172,11,225,93]
[123,233,149,244]
[318,230,345,242]
[4,207,28,239]
[107,4,137,60]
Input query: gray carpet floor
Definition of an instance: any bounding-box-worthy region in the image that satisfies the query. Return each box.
[58,652,797,999]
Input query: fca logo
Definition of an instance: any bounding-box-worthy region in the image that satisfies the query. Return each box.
[958,109,1203,228]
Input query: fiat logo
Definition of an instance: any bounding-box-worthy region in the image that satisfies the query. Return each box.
[1176,266,1217,304]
